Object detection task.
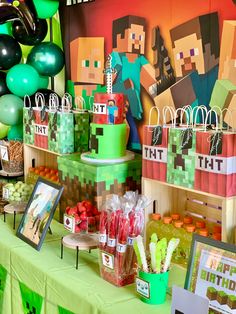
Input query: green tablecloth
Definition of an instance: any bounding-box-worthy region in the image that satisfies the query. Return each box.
[0,215,186,314]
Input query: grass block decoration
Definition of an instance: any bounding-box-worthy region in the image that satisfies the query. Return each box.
[57,153,142,222]
[74,112,90,153]
[48,112,74,154]
[19,282,43,314]
[167,128,196,189]
[23,108,35,145]
[209,79,236,110]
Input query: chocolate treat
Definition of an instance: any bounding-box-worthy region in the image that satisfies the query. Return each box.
[227,295,236,310]
[216,291,228,305]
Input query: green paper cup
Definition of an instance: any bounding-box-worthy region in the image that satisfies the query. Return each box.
[136,271,169,305]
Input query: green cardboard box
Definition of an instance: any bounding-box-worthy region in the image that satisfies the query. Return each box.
[57,153,142,222]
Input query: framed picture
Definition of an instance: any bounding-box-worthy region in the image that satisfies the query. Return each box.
[185,234,236,314]
[17,177,63,251]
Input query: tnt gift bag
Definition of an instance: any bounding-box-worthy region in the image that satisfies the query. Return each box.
[48,93,74,154]
[23,95,35,145]
[33,93,49,149]
[142,106,174,181]
[195,109,236,197]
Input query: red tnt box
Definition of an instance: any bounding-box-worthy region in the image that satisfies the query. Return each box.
[195,131,236,197]
[92,93,125,125]
[34,109,48,149]
[142,126,169,182]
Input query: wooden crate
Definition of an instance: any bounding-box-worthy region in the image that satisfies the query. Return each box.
[142,177,236,244]
[23,144,60,177]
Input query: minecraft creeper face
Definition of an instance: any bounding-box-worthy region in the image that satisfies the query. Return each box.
[167,128,196,188]
[170,12,219,78]
[90,127,103,154]
[19,282,43,314]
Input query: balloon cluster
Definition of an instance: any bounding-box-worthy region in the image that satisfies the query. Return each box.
[0,0,64,141]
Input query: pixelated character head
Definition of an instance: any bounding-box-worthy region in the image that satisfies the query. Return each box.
[170,12,220,78]
[108,100,115,107]
[112,15,146,54]
[70,37,105,84]
[219,21,236,85]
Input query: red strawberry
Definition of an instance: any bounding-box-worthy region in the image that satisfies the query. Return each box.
[86,210,93,217]
[79,220,87,231]
[75,225,81,233]
[66,207,71,214]
[73,213,80,223]
[77,202,87,213]
[94,209,100,216]
[67,207,77,216]
[88,216,96,226]
[84,201,93,211]
[80,212,87,220]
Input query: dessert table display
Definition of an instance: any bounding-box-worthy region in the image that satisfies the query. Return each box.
[0,215,185,314]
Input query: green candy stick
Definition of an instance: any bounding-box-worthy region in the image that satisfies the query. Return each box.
[133,240,142,268]
[150,233,158,244]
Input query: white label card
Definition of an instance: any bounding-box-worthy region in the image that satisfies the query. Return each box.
[99,233,107,244]
[101,251,114,270]
[0,146,8,161]
[2,187,10,200]
[35,124,48,136]
[116,243,127,253]
[136,277,150,299]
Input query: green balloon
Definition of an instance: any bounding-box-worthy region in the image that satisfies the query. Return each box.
[33,0,59,19]
[7,124,23,140]
[27,42,64,77]
[6,64,39,97]
[0,22,12,36]
[38,75,49,89]
[0,123,10,139]
[0,94,23,126]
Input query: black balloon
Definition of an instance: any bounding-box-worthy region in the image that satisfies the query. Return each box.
[12,18,48,46]
[0,35,22,70]
[27,89,61,108]
[0,71,9,96]
[0,0,37,35]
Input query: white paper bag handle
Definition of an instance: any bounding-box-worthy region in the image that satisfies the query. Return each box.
[74,96,86,112]
[49,93,59,112]
[174,107,192,128]
[162,106,175,126]
[148,106,160,126]
[34,92,45,109]
[61,93,72,112]
[204,109,219,131]
[192,105,208,126]
[24,95,31,108]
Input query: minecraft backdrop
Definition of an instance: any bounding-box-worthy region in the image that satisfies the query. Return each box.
[59,0,236,147]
